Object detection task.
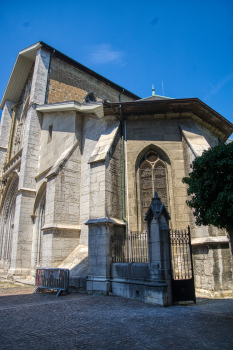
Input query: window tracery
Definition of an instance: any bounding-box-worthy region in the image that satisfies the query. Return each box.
[13,94,30,155]
[139,151,168,231]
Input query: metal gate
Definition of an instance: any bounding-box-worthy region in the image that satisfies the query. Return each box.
[170,226,196,303]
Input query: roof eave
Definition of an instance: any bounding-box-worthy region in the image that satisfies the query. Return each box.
[0,42,42,109]
[103,98,233,141]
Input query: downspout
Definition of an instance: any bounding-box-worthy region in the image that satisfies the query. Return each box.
[124,117,131,261]
[119,104,126,224]
[119,89,127,225]
[119,95,131,261]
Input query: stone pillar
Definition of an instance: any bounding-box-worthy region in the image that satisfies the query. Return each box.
[8,48,50,277]
[145,191,172,306]
[86,220,113,295]
[85,123,124,294]
[0,100,14,170]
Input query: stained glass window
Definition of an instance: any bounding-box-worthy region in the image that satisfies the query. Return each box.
[139,151,168,231]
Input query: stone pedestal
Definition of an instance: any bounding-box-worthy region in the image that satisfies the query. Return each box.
[145,191,172,306]
[85,219,114,295]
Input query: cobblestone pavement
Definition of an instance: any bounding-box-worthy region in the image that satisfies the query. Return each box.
[0,282,233,349]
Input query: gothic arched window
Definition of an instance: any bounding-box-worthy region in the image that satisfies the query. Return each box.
[139,151,168,231]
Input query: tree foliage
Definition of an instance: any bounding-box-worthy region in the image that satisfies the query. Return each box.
[182,141,233,233]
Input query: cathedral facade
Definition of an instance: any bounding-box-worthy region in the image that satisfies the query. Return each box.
[0,42,232,300]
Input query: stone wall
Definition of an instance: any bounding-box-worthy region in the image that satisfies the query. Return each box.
[53,145,81,226]
[181,132,203,237]
[47,57,134,104]
[8,47,50,277]
[0,100,14,169]
[105,127,123,220]
[38,111,76,175]
[80,117,119,244]
[181,125,233,296]
[193,244,233,297]
[125,116,189,231]
[41,229,80,268]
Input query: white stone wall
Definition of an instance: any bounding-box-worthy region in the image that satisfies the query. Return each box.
[79,117,118,245]
[105,128,123,220]
[0,100,14,169]
[9,48,50,276]
[41,230,80,268]
[54,146,81,225]
[38,111,76,175]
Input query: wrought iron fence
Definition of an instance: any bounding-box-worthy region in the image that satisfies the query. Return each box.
[170,228,193,280]
[112,230,148,263]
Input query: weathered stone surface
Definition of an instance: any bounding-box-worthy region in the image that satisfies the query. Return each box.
[47,57,134,104]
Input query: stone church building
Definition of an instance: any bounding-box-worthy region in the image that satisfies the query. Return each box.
[0,42,233,303]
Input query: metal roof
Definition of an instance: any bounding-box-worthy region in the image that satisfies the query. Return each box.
[136,95,173,101]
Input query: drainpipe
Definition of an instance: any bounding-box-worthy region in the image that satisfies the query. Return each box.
[119,89,126,224]
[119,104,126,224]
[124,118,131,261]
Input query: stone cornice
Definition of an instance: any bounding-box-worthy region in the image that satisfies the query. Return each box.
[191,236,229,245]
[103,99,233,141]
[36,100,104,119]
[85,217,126,226]
[17,187,36,195]
[41,223,81,232]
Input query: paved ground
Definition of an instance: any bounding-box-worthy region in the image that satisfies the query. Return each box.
[0,281,233,349]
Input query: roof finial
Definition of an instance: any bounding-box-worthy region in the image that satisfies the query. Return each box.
[152,84,155,96]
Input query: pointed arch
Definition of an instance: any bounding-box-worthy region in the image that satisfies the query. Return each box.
[135,143,171,172]
[32,181,47,217]
[0,170,19,214]
[31,182,47,269]
[135,146,171,232]
[0,173,19,265]
[31,181,47,270]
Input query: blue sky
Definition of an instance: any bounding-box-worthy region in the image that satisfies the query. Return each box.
[0,0,232,136]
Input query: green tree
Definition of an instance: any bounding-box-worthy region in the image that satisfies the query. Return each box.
[182,141,233,234]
